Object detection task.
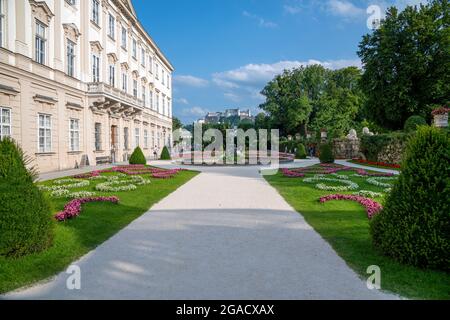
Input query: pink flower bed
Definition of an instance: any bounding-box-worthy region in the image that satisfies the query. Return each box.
[319,194,383,219]
[151,169,183,179]
[281,168,305,178]
[74,171,101,179]
[285,164,353,175]
[54,196,120,221]
[355,169,394,177]
[74,165,185,178]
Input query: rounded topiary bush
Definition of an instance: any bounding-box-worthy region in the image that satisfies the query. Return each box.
[404,115,427,132]
[129,146,146,165]
[160,146,171,160]
[370,126,450,271]
[0,138,54,257]
[319,143,334,163]
[295,143,307,159]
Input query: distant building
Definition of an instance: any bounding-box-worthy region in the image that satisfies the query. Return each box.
[199,108,254,125]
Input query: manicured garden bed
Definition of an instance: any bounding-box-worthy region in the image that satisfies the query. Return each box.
[349,159,401,171]
[265,164,449,300]
[0,166,198,294]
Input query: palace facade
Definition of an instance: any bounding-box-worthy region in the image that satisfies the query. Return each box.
[0,0,173,172]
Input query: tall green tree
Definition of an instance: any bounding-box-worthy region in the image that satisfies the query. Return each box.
[172,117,183,132]
[358,0,450,129]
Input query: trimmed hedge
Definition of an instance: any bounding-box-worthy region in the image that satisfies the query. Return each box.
[295,143,307,159]
[129,147,147,165]
[404,115,427,132]
[319,143,334,163]
[160,146,171,160]
[0,138,54,257]
[370,126,450,271]
[360,132,409,162]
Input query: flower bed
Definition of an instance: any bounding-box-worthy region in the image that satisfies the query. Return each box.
[353,190,383,198]
[319,194,383,219]
[281,168,305,178]
[366,176,397,188]
[54,196,120,221]
[353,169,395,177]
[431,107,450,116]
[303,175,359,191]
[351,159,401,169]
[152,170,181,179]
[50,190,97,199]
[38,179,90,191]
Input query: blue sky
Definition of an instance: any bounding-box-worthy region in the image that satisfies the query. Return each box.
[132,0,427,124]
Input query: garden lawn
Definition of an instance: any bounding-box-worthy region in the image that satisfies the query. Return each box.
[265,166,449,300]
[0,169,198,294]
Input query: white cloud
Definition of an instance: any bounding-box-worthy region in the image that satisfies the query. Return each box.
[173,75,209,87]
[326,0,365,18]
[284,5,302,14]
[213,59,361,89]
[243,11,278,28]
[181,106,209,117]
[224,92,241,102]
[175,98,189,105]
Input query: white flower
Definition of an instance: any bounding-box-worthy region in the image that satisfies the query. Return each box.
[353,190,383,198]
[303,175,359,191]
[366,177,397,188]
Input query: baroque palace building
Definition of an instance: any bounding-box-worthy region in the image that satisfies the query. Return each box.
[0,0,173,172]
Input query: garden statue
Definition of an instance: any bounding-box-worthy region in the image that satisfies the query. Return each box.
[347,129,358,140]
[362,127,374,136]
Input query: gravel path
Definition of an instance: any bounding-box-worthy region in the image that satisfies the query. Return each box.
[5,162,399,299]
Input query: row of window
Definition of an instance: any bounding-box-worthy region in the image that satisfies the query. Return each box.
[0,107,169,152]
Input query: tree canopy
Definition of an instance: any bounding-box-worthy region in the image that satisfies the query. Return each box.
[358,0,450,129]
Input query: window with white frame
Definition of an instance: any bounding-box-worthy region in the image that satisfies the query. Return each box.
[162,96,166,115]
[69,119,80,151]
[133,79,138,98]
[122,72,127,92]
[121,26,127,48]
[67,40,75,77]
[132,39,137,59]
[38,114,51,153]
[141,48,145,66]
[66,0,76,6]
[162,69,165,85]
[167,75,170,89]
[149,56,153,73]
[123,127,129,150]
[91,0,99,25]
[109,64,115,86]
[149,89,153,109]
[0,107,11,140]
[156,92,160,113]
[92,54,100,82]
[155,63,159,79]
[144,129,148,148]
[108,13,115,39]
[35,21,46,64]
[152,130,155,147]
[157,131,161,148]
[94,122,102,151]
[135,128,140,148]
[0,0,6,48]
[141,85,146,107]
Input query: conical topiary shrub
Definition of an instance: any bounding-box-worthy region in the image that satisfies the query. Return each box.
[319,143,334,163]
[129,146,147,165]
[295,143,307,159]
[160,146,171,160]
[0,137,54,257]
[370,126,450,271]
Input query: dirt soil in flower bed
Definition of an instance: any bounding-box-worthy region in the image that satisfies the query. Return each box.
[0,167,198,294]
[265,164,449,300]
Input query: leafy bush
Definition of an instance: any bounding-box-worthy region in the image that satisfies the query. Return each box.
[160,146,171,160]
[360,132,409,161]
[295,143,307,159]
[404,115,427,132]
[0,137,54,257]
[319,143,334,163]
[370,126,450,271]
[129,147,146,165]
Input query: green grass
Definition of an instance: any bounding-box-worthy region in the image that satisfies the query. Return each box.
[0,169,198,294]
[348,159,401,171]
[265,166,449,300]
